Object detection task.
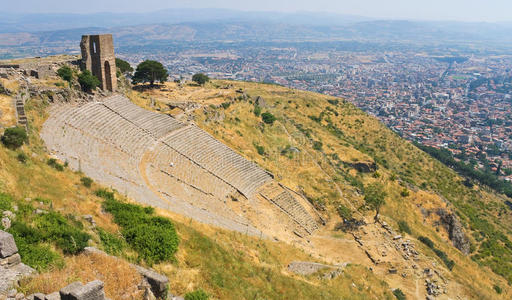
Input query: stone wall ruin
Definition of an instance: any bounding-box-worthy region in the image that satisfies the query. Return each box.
[80,34,117,92]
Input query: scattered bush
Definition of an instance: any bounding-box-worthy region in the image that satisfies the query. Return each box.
[185,289,209,300]
[493,284,502,294]
[57,65,73,83]
[254,143,265,156]
[192,73,210,85]
[78,70,100,92]
[336,204,352,220]
[221,102,231,109]
[8,221,63,271]
[261,112,276,125]
[98,190,179,265]
[97,228,125,255]
[392,288,406,300]
[418,236,455,270]
[397,220,412,234]
[400,188,410,197]
[17,152,28,163]
[253,105,262,116]
[1,126,28,149]
[80,176,93,188]
[0,193,13,211]
[312,141,323,151]
[418,236,434,248]
[35,212,90,254]
[47,158,64,171]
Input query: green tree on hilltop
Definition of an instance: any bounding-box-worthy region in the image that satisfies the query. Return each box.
[115,58,133,74]
[132,60,168,86]
[192,73,210,85]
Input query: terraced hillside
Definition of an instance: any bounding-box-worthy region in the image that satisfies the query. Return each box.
[41,94,320,239]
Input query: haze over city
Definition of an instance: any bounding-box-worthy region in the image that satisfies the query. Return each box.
[3,0,512,22]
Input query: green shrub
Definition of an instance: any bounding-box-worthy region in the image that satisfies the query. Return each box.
[35,212,90,254]
[185,289,209,300]
[17,152,28,163]
[47,158,64,171]
[99,191,179,265]
[254,144,265,156]
[493,284,502,294]
[97,228,125,255]
[0,193,13,211]
[392,288,406,300]
[312,141,323,151]
[80,176,93,188]
[397,220,411,234]
[192,73,210,85]
[78,70,100,92]
[1,127,28,149]
[400,188,410,197]
[253,105,262,116]
[418,236,434,248]
[221,102,231,109]
[123,217,179,265]
[57,65,73,83]
[261,112,276,125]
[336,204,352,220]
[8,221,63,271]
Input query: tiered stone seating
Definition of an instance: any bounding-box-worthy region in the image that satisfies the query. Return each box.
[102,95,185,139]
[162,126,273,197]
[259,183,318,234]
[41,94,319,236]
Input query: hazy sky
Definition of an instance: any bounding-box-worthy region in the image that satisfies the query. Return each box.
[3,0,512,22]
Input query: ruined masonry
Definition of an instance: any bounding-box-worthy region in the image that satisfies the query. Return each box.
[80,34,117,92]
[0,230,35,295]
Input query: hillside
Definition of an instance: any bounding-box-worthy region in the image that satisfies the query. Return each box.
[0,59,511,299]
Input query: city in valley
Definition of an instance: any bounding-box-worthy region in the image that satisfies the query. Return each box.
[121,47,512,181]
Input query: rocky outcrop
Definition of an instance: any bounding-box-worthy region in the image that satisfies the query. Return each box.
[436,209,470,255]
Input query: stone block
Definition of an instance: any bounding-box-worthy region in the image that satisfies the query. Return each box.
[45,292,61,300]
[33,293,46,300]
[69,280,105,300]
[60,281,83,300]
[134,266,169,299]
[0,230,18,258]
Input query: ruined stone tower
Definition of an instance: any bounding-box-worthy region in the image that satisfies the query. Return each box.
[80,34,117,92]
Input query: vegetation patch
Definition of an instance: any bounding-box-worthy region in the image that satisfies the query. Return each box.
[97,189,179,265]
[1,126,28,149]
[418,236,455,270]
[184,289,209,300]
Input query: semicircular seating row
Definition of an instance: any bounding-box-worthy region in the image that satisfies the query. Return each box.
[41,95,318,234]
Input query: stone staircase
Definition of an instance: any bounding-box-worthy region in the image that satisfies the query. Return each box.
[259,182,319,234]
[15,96,27,127]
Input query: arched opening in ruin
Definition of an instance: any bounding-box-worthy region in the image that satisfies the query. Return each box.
[104,61,113,91]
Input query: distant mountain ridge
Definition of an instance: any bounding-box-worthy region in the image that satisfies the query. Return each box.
[0,8,372,33]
